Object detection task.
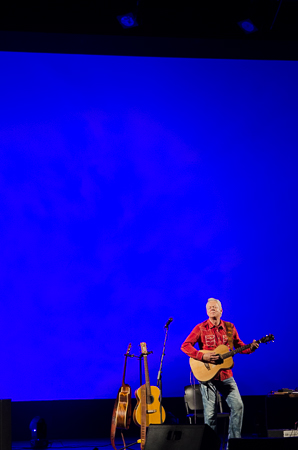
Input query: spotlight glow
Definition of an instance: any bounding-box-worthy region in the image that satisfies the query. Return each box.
[238,19,257,34]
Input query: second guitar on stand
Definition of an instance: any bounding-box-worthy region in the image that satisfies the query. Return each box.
[133,342,166,426]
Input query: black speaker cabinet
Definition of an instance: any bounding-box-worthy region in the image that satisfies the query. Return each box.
[0,400,11,450]
[266,395,298,430]
[144,424,221,450]
[229,437,298,450]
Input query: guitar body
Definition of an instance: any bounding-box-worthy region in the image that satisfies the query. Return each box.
[115,383,132,429]
[134,384,166,426]
[111,343,132,450]
[190,345,234,382]
[190,334,275,383]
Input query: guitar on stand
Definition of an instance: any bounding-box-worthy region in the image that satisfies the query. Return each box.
[111,343,132,450]
[134,342,166,427]
[190,334,275,382]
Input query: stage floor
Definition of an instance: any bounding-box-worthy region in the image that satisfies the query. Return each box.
[12,435,298,450]
[12,439,141,450]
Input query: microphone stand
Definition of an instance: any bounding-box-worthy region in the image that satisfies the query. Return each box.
[157,322,171,424]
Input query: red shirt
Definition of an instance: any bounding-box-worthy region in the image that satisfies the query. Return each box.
[181,319,252,381]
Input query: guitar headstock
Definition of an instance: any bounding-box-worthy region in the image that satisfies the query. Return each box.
[259,334,275,344]
[140,342,148,355]
[125,343,132,356]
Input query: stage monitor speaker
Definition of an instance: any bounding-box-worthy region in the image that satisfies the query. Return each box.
[0,400,11,450]
[144,424,221,450]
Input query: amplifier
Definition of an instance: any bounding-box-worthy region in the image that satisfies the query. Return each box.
[268,429,298,438]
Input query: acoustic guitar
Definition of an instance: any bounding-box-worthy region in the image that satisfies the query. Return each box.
[134,342,166,426]
[111,344,132,450]
[190,334,274,383]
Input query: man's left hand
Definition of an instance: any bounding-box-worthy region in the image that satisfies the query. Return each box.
[250,340,259,352]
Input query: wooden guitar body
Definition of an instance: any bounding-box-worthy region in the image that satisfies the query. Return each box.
[134,384,166,426]
[115,383,132,429]
[190,335,274,383]
[190,345,233,383]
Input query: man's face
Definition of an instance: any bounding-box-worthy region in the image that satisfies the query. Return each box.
[206,301,222,320]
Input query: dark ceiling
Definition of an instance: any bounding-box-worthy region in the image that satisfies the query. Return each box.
[1,0,298,59]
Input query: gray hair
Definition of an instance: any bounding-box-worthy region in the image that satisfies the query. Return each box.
[206,298,223,311]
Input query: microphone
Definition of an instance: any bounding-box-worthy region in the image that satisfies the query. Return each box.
[164,317,173,328]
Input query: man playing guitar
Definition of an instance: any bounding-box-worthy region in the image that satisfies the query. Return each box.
[181,298,259,444]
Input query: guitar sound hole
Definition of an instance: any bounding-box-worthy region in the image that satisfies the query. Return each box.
[147,395,154,404]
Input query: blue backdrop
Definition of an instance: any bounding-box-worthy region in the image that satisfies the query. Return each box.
[0,52,297,400]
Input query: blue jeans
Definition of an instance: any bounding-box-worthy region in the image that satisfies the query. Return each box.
[200,377,244,442]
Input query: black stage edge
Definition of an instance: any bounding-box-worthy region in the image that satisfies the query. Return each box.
[9,395,281,441]
[1,31,298,61]
[229,437,298,450]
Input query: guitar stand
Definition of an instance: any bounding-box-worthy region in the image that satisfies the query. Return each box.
[127,353,151,387]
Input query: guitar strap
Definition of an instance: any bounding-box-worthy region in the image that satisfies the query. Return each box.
[140,385,147,450]
[223,321,234,350]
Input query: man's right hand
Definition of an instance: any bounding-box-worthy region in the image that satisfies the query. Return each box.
[202,352,221,364]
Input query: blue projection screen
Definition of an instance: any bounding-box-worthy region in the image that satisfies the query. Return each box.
[0,51,297,400]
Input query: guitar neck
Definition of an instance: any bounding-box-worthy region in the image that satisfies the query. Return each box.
[222,339,261,359]
[143,355,152,399]
[121,355,128,386]
[121,344,131,387]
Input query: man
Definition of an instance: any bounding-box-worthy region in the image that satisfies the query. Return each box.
[181,298,258,442]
